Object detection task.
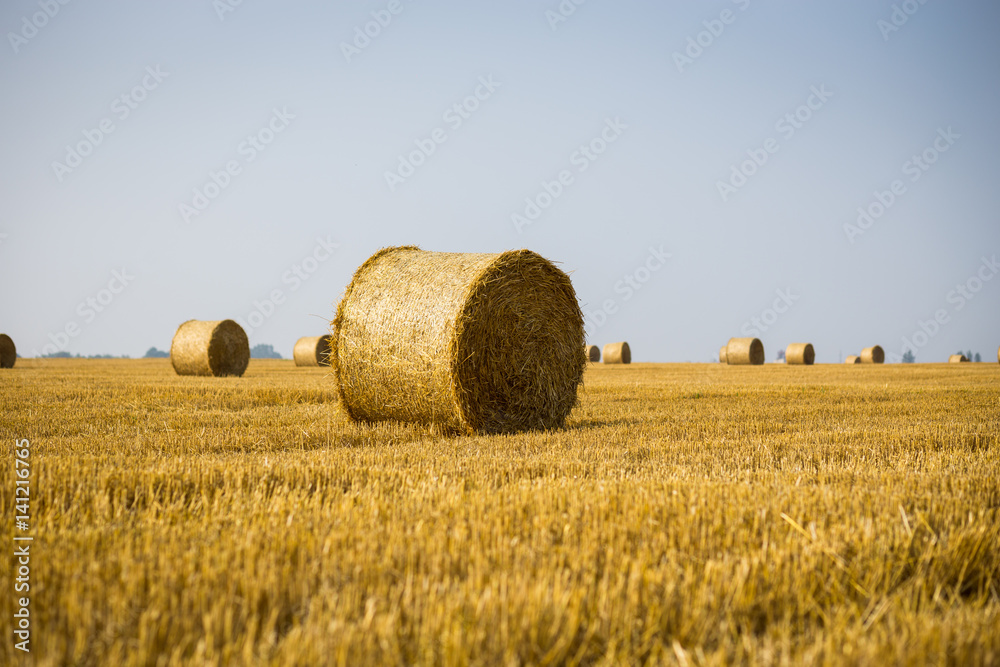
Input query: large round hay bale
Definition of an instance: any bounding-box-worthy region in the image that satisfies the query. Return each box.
[294,335,333,367]
[586,345,600,363]
[845,355,861,364]
[719,346,728,364]
[948,353,969,363]
[603,342,631,364]
[785,342,815,365]
[860,346,884,364]
[331,246,585,435]
[726,337,764,365]
[170,320,249,377]
[0,334,15,369]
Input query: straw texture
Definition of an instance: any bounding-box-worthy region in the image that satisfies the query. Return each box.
[845,355,861,364]
[948,354,969,363]
[586,345,601,363]
[719,346,728,364]
[603,342,631,364]
[331,246,585,435]
[726,337,764,365]
[0,334,15,369]
[861,346,885,364]
[785,343,815,365]
[170,320,249,377]
[294,335,333,367]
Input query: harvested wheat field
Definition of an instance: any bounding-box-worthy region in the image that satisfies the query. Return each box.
[1,359,999,666]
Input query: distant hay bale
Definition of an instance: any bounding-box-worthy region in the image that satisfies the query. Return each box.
[948,354,969,363]
[170,319,249,377]
[294,335,333,367]
[586,345,600,363]
[0,334,15,369]
[603,342,631,364]
[726,337,764,365]
[719,346,728,363]
[785,343,815,365]
[860,346,885,364]
[845,355,861,364]
[331,246,585,435]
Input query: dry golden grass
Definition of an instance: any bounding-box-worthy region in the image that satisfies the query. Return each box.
[1,359,999,666]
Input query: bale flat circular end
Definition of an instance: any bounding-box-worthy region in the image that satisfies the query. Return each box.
[603,342,631,364]
[332,247,585,435]
[845,355,861,364]
[294,335,334,367]
[0,334,15,369]
[948,354,969,363]
[586,345,600,363]
[726,337,764,365]
[719,346,728,364]
[786,343,815,365]
[170,319,249,377]
[861,346,884,364]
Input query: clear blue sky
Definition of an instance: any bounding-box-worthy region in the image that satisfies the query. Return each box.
[2,0,998,362]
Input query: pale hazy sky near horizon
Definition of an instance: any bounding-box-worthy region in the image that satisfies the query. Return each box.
[1,0,998,363]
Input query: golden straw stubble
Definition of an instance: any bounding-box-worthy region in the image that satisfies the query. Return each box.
[726,337,764,365]
[861,346,885,364]
[170,320,250,377]
[0,333,15,369]
[586,345,601,363]
[785,343,815,365]
[293,335,333,367]
[331,246,586,435]
[948,354,969,363]
[603,342,631,364]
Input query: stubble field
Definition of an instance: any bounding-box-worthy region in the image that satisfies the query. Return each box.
[1,359,999,666]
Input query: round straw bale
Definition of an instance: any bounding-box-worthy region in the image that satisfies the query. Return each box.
[0,334,15,369]
[170,319,249,377]
[719,346,728,363]
[785,342,815,365]
[860,346,884,364]
[603,342,631,364]
[845,355,861,364]
[331,246,585,435]
[294,335,333,367]
[726,337,764,365]
[948,353,969,363]
[586,345,600,363]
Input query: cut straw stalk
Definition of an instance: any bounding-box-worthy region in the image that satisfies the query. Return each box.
[603,342,631,364]
[170,320,249,377]
[785,343,815,365]
[331,247,585,435]
[294,335,333,367]
[726,337,764,365]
